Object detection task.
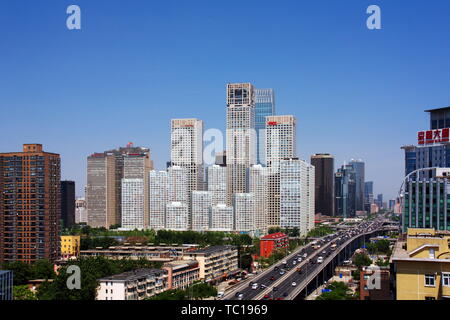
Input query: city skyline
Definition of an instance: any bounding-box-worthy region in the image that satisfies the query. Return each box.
[1,1,450,201]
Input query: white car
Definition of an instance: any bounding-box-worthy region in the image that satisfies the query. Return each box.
[292,260,297,265]
[291,282,297,287]
[238,293,244,300]
[303,253,307,258]
[297,257,302,262]
[317,256,324,264]
[282,260,287,265]
[251,283,259,290]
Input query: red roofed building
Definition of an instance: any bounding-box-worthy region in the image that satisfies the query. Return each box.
[259,232,289,258]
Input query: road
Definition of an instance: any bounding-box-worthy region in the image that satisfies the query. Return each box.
[225,217,386,300]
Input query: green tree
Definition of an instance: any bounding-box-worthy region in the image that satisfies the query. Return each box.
[147,289,186,300]
[353,253,372,268]
[1,261,33,285]
[316,282,354,300]
[13,285,37,300]
[32,259,55,280]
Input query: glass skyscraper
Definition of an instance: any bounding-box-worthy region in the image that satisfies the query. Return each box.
[255,88,275,165]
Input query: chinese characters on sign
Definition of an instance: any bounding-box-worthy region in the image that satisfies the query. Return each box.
[418,128,450,145]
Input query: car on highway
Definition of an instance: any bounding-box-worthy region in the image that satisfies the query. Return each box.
[263,294,270,300]
[282,260,287,265]
[251,283,258,290]
[291,282,297,287]
[303,253,307,258]
[260,284,267,289]
[237,293,244,300]
[217,292,224,298]
[297,257,302,262]
[292,260,297,265]
[317,256,324,264]
[273,286,279,292]
[283,292,289,297]
[270,276,276,281]
[279,270,285,275]
[235,292,241,297]
[274,266,279,271]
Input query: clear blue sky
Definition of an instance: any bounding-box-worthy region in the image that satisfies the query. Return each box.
[1,0,449,200]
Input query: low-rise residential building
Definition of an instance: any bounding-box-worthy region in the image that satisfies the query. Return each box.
[359,266,391,300]
[0,270,13,301]
[259,232,289,258]
[60,235,81,258]
[183,245,238,283]
[97,269,168,300]
[163,260,200,290]
[391,228,450,300]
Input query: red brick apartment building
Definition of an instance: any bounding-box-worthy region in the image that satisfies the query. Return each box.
[259,232,289,258]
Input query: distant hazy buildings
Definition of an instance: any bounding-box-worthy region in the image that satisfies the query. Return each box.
[335,163,356,218]
[75,197,88,224]
[364,181,374,212]
[349,160,365,212]
[311,154,334,216]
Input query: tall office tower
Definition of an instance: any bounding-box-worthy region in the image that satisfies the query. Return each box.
[86,143,152,229]
[375,194,384,209]
[61,180,75,228]
[149,170,168,230]
[310,154,334,216]
[121,179,145,229]
[210,204,234,231]
[248,165,268,237]
[280,158,315,236]
[191,191,212,232]
[207,165,227,205]
[265,115,297,227]
[349,159,365,211]
[215,151,226,166]
[233,193,255,234]
[226,83,257,205]
[165,202,189,231]
[255,88,275,165]
[335,164,356,218]
[75,197,87,224]
[167,166,188,203]
[0,144,60,264]
[171,118,204,215]
[364,181,374,212]
[121,152,152,229]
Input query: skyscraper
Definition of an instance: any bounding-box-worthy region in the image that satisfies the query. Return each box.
[248,165,268,237]
[210,204,234,232]
[191,191,212,232]
[280,158,315,236]
[75,197,87,224]
[310,154,334,216]
[165,202,189,231]
[86,144,152,229]
[349,159,365,212]
[364,181,374,212]
[207,165,227,206]
[61,180,76,228]
[255,88,275,165]
[226,83,257,204]
[0,144,60,264]
[265,115,297,227]
[149,170,168,230]
[233,193,255,234]
[335,164,356,218]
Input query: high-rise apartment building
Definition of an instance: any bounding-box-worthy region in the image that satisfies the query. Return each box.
[226,83,257,204]
[310,154,334,216]
[167,166,188,203]
[191,191,212,232]
[0,144,60,264]
[279,158,315,236]
[165,202,189,231]
[207,165,227,206]
[335,163,356,218]
[349,159,365,212]
[233,193,255,234]
[86,144,152,229]
[171,118,204,220]
[210,204,234,232]
[61,180,75,228]
[149,170,168,230]
[75,197,87,224]
[265,115,297,227]
[248,165,268,236]
[255,88,275,165]
[120,152,152,230]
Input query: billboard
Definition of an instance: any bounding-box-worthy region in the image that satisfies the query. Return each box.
[418,128,450,145]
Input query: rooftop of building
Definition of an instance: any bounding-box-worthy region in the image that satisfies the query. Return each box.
[163,259,198,270]
[99,268,166,282]
[261,232,288,240]
[425,106,450,113]
[188,245,236,255]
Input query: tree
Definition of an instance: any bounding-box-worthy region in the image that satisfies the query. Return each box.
[147,289,186,300]
[316,282,354,300]
[186,282,217,300]
[32,260,55,280]
[1,261,33,285]
[353,253,372,268]
[13,285,37,300]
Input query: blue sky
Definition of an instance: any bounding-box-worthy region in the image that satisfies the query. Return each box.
[0,0,449,200]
